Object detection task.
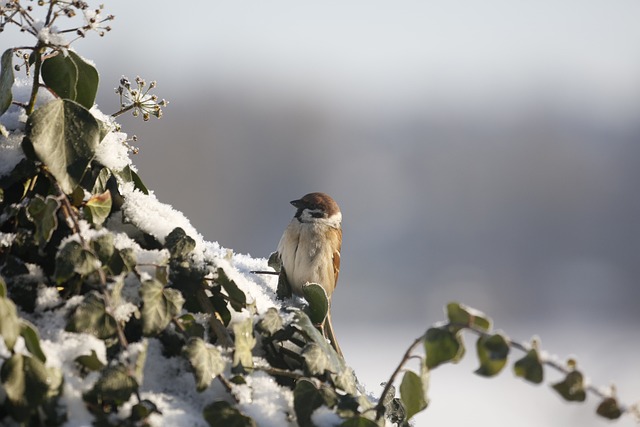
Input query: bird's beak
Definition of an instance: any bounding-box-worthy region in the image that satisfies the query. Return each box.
[290,199,302,208]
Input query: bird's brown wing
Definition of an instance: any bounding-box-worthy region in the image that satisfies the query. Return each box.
[332,228,342,287]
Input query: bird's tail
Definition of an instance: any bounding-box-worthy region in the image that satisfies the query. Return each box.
[324,309,343,357]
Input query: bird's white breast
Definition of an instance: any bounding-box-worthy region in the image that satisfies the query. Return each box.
[277,219,336,297]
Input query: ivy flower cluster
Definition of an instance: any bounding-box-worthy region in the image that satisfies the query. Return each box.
[113,76,168,121]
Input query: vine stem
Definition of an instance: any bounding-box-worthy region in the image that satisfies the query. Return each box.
[375,335,423,422]
[26,43,44,115]
[54,179,129,349]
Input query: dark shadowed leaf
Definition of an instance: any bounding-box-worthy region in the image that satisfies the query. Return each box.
[140,278,184,336]
[474,333,509,377]
[340,416,379,427]
[183,337,225,392]
[165,227,195,259]
[75,349,106,372]
[294,379,327,427]
[400,370,429,420]
[131,399,162,421]
[0,49,14,117]
[596,397,622,420]
[41,50,99,109]
[0,354,52,421]
[66,292,117,339]
[23,99,100,194]
[424,327,465,369]
[514,349,544,384]
[552,370,586,402]
[302,283,329,325]
[90,233,115,264]
[26,195,60,248]
[83,364,138,406]
[203,401,257,427]
[216,268,247,312]
[54,240,100,283]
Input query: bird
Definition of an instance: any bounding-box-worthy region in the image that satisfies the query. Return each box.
[276,192,343,356]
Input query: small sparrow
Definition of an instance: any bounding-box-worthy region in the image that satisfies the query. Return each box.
[276,192,343,356]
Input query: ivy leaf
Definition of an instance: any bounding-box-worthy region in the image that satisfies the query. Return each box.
[66,292,118,339]
[513,349,544,384]
[131,399,162,422]
[165,227,196,259]
[400,369,429,420]
[41,50,99,109]
[177,313,205,338]
[140,278,184,336]
[84,190,112,225]
[0,354,52,421]
[183,337,226,392]
[552,370,586,402]
[75,349,106,372]
[446,302,491,332]
[0,48,14,117]
[0,295,20,350]
[92,167,112,194]
[26,195,60,248]
[293,379,327,427]
[20,320,47,363]
[340,417,380,427]
[83,365,138,407]
[232,317,256,371]
[302,283,329,325]
[424,327,465,369]
[107,247,136,276]
[54,240,101,283]
[90,233,115,265]
[203,401,257,427]
[474,333,509,377]
[302,343,330,375]
[22,98,100,194]
[256,307,283,337]
[596,397,622,420]
[216,268,247,312]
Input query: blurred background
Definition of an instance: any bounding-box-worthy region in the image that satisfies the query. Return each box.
[5,1,640,425]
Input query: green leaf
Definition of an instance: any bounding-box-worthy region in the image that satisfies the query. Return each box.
[400,369,429,420]
[165,227,196,259]
[552,370,586,402]
[66,292,118,339]
[340,416,380,427]
[0,49,14,118]
[0,275,6,297]
[177,313,205,338]
[424,327,465,369]
[0,354,52,421]
[26,195,60,248]
[41,50,99,109]
[131,399,161,422]
[90,232,115,265]
[183,337,226,392]
[513,349,544,384]
[293,379,327,427]
[20,320,47,363]
[75,349,106,372]
[83,365,138,407]
[446,302,491,332]
[0,296,20,350]
[84,190,112,225]
[92,167,112,194]
[140,279,184,336]
[302,283,329,325]
[203,401,257,427]
[232,317,256,371]
[107,247,136,276]
[474,333,509,377]
[302,343,330,375]
[256,307,283,337]
[130,168,148,195]
[216,268,247,312]
[22,98,100,194]
[596,397,622,420]
[54,240,101,283]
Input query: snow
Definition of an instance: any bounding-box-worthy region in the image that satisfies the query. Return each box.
[0,80,365,427]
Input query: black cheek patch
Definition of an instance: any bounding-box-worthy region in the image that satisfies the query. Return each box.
[310,211,324,218]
